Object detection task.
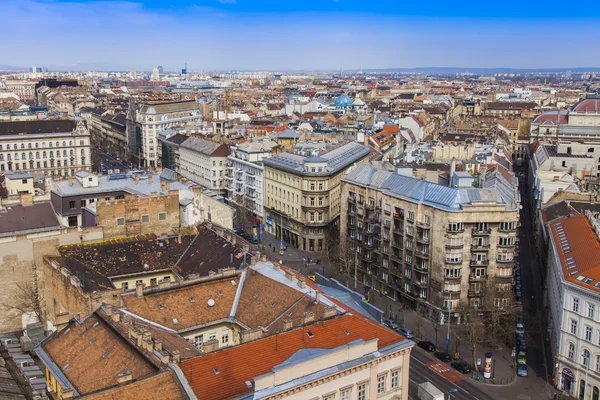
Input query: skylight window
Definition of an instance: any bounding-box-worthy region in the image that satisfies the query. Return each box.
[585,278,593,284]
[213,368,220,375]
[307,331,314,338]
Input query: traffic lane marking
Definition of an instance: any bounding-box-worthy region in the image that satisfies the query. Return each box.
[426,361,465,383]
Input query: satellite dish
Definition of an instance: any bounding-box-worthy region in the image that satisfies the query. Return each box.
[208,299,215,307]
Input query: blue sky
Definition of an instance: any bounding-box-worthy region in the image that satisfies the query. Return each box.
[2,0,600,71]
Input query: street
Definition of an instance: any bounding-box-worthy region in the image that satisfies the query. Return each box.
[91,147,130,174]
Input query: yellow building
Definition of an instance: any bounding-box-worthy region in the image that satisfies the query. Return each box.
[263,142,370,251]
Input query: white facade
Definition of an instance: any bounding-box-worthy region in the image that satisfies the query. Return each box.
[547,213,600,399]
[135,102,203,168]
[178,137,229,194]
[0,121,91,180]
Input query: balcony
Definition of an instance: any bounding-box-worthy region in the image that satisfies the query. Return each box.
[414,280,429,288]
[469,274,488,282]
[445,259,463,265]
[393,226,404,235]
[446,228,465,234]
[364,242,374,250]
[366,203,375,211]
[495,274,513,282]
[392,241,403,250]
[414,250,430,259]
[469,260,489,267]
[348,196,356,203]
[444,275,462,281]
[445,243,464,250]
[347,209,356,217]
[405,230,414,237]
[393,212,404,220]
[246,191,256,199]
[391,253,403,263]
[497,242,516,248]
[496,258,514,265]
[471,244,490,252]
[442,289,461,296]
[468,289,484,297]
[414,264,429,273]
[416,221,431,229]
[246,170,256,176]
[390,267,403,277]
[498,226,516,233]
[416,235,430,244]
[472,228,491,236]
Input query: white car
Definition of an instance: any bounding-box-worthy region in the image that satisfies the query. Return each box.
[516,322,525,336]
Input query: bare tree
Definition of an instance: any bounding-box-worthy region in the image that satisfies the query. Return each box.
[414,315,424,339]
[430,314,441,348]
[456,304,487,370]
[1,281,43,325]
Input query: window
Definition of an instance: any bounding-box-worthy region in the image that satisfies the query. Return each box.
[589,304,596,320]
[142,214,150,223]
[117,218,125,226]
[447,222,464,232]
[445,268,461,278]
[67,216,78,227]
[121,282,129,290]
[571,319,578,335]
[408,211,415,221]
[340,389,351,400]
[586,326,593,341]
[391,370,399,389]
[358,383,367,400]
[377,375,386,394]
[221,331,229,344]
[573,298,580,313]
[159,212,166,221]
[193,335,203,350]
[583,350,591,367]
[69,201,76,210]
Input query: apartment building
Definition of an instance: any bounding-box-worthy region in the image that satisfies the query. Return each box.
[263,142,371,251]
[340,164,520,321]
[4,79,37,100]
[178,136,229,194]
[89,110,127,160]
[225,138,279,220]
[0,120,92,179]
[127,100,203,168]
[547,212,600,400]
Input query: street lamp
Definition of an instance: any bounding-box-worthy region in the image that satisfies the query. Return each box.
[443,289,452,354]
[448,388,458,400]
[582,352,590,399]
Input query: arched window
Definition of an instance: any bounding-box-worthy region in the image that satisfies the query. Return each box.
[43,151,47,159]
[28,143,32,149]
[70,150,73,156]
[50,151,54,158]
[28,152,32,159]
[21,153,26,159]
[13,144,17,150]
[569,343,575,360]
[583,349,591,367]
[36,152,39,159]
[63,150,67,157]
[55,141,59,147]
[35,143,39,148]
[62,141,66,147]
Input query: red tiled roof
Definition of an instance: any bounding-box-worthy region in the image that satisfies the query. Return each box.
[550,214,600,292]
[181,315,404,400]
[572,99,600,113]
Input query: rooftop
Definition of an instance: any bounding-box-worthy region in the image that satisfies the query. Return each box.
[0,203,63,237]
[0,120,76,136]
[180,136,229,157]
[343,163,518,212]
[180,314,406,400]
[263,142,370,176]
[37,313,158,396]
[550,214,600,294]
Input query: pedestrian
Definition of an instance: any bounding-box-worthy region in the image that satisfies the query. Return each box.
[269,242,272,248]
[302,257,306,264]
[273,247,276,253]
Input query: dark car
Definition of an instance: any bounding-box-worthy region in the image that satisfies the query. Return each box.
[451,360,472,374]
[434,352,452,362]
[417,341,436,352]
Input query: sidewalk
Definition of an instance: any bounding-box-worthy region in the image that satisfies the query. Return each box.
[371,293,517,386]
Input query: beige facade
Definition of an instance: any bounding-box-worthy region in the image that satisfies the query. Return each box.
[5,173,34,195]
[262,142,370,251]
[431,143,475,162]
[254,339,411,400]
[341,164,519,320]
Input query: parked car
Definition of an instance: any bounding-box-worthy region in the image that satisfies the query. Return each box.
[383,320,398,330]
[516,337,527,352]
[516,321,525,336]
[397,328,414,339]
[417,341,436,352]
[517,351,527,365]
[516,295,523,305]
[434,352,452,362]
[451,360,472,374]
[517,363,528,377]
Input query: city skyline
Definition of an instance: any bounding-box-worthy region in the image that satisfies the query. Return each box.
[3,0,600,71]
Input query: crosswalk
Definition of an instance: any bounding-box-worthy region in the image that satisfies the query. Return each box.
[426,361,465,383]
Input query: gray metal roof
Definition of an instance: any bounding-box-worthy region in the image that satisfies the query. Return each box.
[343,164,518,212]
[5,172,33,180]
[263,142,370,176]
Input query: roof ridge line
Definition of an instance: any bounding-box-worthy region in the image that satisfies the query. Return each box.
[229,269,246,318]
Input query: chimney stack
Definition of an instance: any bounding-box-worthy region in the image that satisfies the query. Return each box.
[283,319,293,331]
[136,282,144,298]
[315,292,321,303]
[172,350,180,363]
[148,175,153,184]
[134,174,140,185]
[60,388,74,399]
[165,181,171,190]
[68,176,73,187]
[116,369,133,386]
[111,308,120,323]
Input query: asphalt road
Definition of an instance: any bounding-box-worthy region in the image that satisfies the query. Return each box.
[91,147,130,174]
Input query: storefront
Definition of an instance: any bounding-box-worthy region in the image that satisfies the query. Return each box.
[561,368,574,396]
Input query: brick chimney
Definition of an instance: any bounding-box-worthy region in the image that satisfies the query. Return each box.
[202,339,219,353]
[298,278,306,289]
[315,292,321,303]
[148,175,153,184]
[111,308,120,323]
[323,306,337,319]
[302,312,315,325]
[158,279,170,289]
[160,180,166,192]
[68,176,73,186]
[155,342,162,352]
[134,174,140,185]
[285,270,297,282]
[165,181,171,190]
[60,388,74,399]
[255,251,261,259]
[116,369,133,386]
[159,350,170,364]
[260,254,267,262]
[136,281,144,298]
[283,319,293,331]
[172,350,180,363]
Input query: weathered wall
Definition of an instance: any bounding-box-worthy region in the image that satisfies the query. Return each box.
[0,227,103,332]
[96,190,180,239]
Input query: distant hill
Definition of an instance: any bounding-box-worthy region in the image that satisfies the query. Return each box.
[0,64,28,72]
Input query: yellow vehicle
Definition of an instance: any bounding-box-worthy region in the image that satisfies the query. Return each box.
[308,275,316,282]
